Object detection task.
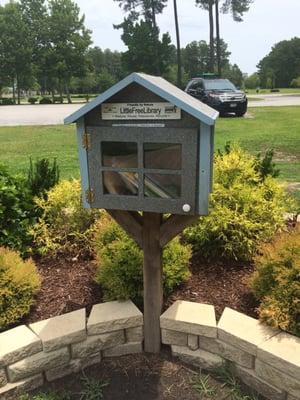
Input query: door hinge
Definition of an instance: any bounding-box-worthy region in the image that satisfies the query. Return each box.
[85,188,94,204]
[82,133,91,150]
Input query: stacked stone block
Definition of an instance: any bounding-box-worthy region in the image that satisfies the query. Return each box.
[160,301,300,400]
[0,300,143,399]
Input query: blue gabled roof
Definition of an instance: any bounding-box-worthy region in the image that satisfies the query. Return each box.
[64,72,219,126]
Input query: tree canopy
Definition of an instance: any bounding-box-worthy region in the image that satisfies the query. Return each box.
[258,37,300,88]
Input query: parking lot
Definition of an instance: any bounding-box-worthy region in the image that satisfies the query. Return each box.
[0,94,300,126]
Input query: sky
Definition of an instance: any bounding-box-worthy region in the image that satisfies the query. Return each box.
[1,0,300,74]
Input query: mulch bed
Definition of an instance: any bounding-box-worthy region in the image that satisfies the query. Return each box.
[166,253,259,319]
[24,251,258,325]
[30,350,263,400]
[23,256,102,324]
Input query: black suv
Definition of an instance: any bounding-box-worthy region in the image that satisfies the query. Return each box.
[185,76,248,117]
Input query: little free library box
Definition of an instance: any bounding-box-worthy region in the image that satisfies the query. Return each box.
[65,73,218,353]
[65,72,218,216]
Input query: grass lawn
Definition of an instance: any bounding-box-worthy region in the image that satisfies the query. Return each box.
[215,106,300,183]
[0,124,78,179]
[0,107,299,183]
[246,88,300,95]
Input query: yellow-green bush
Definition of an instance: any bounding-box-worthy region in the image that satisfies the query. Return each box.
[94,215,191,306]
[32,180,101,257]
[249,226,300,337]
[184,145,293,261]
[0,247,41,329]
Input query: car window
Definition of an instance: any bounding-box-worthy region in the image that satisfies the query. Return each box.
[189,80,203,90]
[203,79,236,91]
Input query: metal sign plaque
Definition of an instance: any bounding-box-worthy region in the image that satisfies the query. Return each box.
[101,102,181,120]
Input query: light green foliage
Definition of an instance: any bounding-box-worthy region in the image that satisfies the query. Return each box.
[79,374,109,400]
[32,179,101,257]
[249,226,300,337]
[0,247,41,329]
[290,76,300,88]
[214,364,259,400]
[244,73,260,89]
[184,145,293,261]
[94,215,191,306]
[192,373,217,398]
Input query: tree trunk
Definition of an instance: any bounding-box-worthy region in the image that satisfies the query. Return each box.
[59,81,63,102]
[215,0,221,76]
[65,83,72,104]
[16,74,21,105]
[12,78,16,104]
[150,0,161,75]
[173,0,182,87]
[208,0,215,73]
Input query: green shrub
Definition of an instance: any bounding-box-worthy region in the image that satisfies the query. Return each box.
[255,149,280,180]
[0,247,41,329]
[249,226,300,337]
[290,77,300,88]
[32,179,100,257]
[53,96,64,103]
[1,98,15,105]
[184,145,293,261]
[39,97,52,104]
[28,97,38,104]
[0,165,36,256]
[94,215,191,306]
[27,158,60,198]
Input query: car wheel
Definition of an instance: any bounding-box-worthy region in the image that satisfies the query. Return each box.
[235,110,247,117]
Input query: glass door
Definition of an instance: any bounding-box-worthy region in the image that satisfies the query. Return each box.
[87,126,198,215]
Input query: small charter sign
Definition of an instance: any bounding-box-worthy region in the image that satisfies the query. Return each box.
[101,102,181,120]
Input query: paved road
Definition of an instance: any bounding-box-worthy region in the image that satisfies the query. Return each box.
[0,104,82,126]
[0,94,300,126]
[248,93,300,107]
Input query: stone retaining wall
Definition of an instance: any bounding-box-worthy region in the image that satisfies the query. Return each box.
[0,300,143,400]
[1,299,299,400]
[161,300,300,400]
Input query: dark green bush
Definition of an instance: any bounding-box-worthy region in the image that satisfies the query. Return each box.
[94,215,191,307]
[1,98,15,105]
[27,158,60,198]
[184,145,294,261]
[0,247,41,329]
[0,165,36,256]
[249,226,300,337]
[53,96,64,103]
[28,97,38,104]
[255,149,280,180]
[39,97,52,104]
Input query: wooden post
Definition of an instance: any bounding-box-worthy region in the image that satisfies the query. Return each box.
[143,212,163,353]
[108,210,199,354]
